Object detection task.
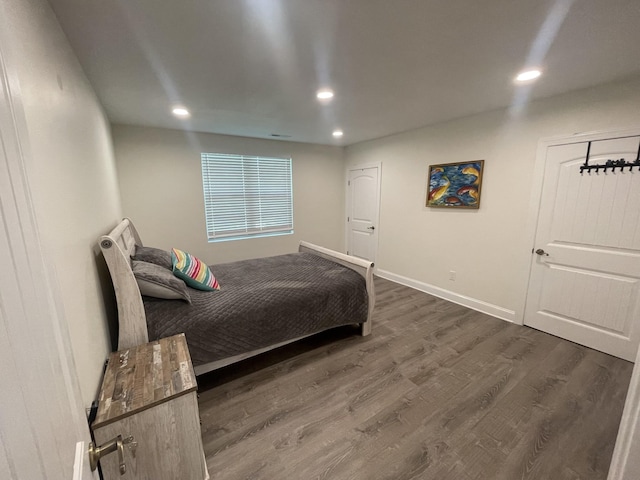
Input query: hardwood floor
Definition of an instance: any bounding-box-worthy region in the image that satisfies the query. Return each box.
[197,277,633,479]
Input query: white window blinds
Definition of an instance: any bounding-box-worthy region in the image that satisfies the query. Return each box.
[201,153,294,241]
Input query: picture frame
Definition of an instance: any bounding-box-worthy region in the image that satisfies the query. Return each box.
[426,160,484,209]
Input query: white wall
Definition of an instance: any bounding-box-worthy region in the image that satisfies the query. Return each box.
[113,125,345,264]
[346,76,640,321]
[3,0,123,406]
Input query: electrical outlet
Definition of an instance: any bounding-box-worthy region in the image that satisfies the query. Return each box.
[449,270,456,281]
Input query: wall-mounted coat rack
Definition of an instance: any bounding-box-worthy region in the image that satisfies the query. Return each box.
[580,139,640,175]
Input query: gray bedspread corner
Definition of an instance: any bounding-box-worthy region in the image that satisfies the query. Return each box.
[142,252,368,366]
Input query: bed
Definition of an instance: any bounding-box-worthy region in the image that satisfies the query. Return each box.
[100,218,375,375]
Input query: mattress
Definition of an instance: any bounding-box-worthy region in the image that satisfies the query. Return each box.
[142,252,368,366]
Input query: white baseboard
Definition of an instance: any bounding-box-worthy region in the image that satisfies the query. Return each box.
[376,269,517,323]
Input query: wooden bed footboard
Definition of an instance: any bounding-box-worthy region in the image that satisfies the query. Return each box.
[298,241,375,336]
[101,219,375,368]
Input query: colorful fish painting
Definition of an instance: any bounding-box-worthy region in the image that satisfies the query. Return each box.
[426,160,484,208]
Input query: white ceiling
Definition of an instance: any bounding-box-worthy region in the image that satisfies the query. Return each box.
[48,0,640,146]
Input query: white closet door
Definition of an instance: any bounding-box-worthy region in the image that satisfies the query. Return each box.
[347,166,380,264]
[525,135,640,361]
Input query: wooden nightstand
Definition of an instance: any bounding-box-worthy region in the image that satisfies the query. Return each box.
[92,334,209,479]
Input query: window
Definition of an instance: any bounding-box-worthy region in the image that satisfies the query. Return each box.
[201,153,293,242]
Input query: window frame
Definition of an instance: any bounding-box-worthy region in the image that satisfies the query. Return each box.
[200,152,294,242]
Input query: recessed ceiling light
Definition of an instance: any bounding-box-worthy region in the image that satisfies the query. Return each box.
[317,89,334,100]
[332,130,344,138]
[172,106,190,117]
[515,69,542,82]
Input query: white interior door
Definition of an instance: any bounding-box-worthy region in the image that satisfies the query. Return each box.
[525,135,640,361]
[0,32,96,479]
[347,166,380,264]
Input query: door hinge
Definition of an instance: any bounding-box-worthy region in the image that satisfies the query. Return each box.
[347,217,350,222]
[348,180,350,186]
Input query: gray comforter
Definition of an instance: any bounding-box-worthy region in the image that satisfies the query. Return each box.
[143,252,368,366]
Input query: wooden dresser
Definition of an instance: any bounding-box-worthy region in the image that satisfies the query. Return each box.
[92,334,209,479]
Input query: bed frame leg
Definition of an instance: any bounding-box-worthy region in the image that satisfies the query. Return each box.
[360,321,371,336]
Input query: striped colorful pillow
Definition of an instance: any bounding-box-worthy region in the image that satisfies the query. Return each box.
[171,248,220,291]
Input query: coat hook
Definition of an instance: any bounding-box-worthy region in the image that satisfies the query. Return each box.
[578,141,640,175]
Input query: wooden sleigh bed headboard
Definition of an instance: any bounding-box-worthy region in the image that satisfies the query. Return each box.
[100,218,376,365]
[100,218,149,349]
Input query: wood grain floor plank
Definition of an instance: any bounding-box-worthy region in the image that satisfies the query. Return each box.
[341,327,560,479]
[198,277,633,480]
[523,351,633,480]
[487,346,629,480]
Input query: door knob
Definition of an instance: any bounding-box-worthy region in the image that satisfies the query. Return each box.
[367,226,375,230]
[535,248,549,257]
[89,435,136,475]
[89,435,124,474]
